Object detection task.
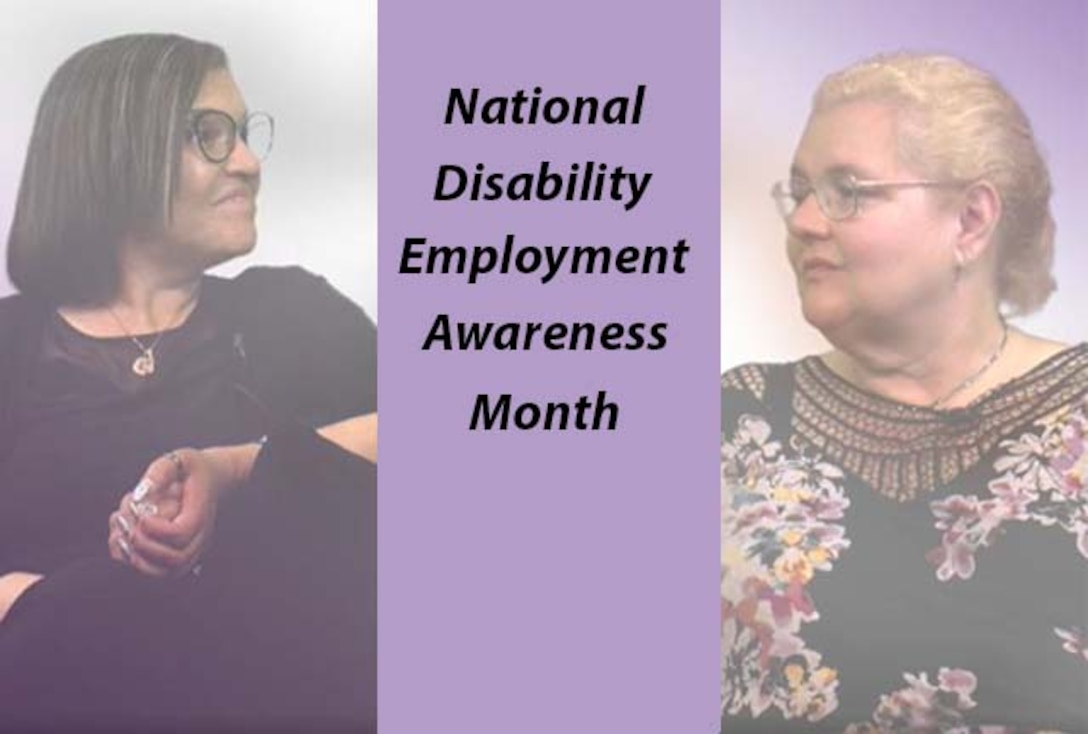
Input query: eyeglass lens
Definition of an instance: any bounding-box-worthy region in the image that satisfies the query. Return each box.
[773,178,854,221]
[192,111,274,162]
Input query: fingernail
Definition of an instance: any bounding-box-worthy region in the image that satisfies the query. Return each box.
[132,477,155,502]
[116,514,133,537]
[118,537,133,559]
[130,500,159,518]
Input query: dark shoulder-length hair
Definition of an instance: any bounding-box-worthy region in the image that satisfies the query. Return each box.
[7,33,226,306]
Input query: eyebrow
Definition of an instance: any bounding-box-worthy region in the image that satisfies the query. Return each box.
[789,163,879,181]
[190,106,250,123]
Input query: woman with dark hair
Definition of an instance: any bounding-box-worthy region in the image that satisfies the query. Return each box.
[0,33,377,731]
[721,53,1085,733]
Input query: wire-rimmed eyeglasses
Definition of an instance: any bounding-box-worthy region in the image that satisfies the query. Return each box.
[770,174,963,221]
[187,109,275,164]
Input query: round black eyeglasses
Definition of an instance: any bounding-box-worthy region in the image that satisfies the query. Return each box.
[187,109,274,164]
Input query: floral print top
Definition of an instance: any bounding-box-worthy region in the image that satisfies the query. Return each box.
[721,345,1088,734]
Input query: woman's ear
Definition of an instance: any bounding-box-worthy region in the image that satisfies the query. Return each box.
[955,181,1002,265]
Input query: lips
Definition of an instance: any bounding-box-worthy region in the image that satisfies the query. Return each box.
[799,256,841,275]
[213,187,254,206]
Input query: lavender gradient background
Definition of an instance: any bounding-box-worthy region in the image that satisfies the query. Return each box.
[380,2,719,731]
[722,0,1087,368]
[0,0,377,318]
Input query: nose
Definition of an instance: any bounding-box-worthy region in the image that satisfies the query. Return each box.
[786,191,831,241]
[224,137,261,179]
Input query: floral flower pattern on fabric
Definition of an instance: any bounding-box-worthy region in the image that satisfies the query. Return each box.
[1054,626,1088,663]
[844,667,981,733]
[721,414,850,722]
[927,398,1088,582]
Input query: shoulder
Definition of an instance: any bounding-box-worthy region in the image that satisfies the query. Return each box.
[213,265,342,306]
[721,362,773,402]
[1023,343,1088,435]
[0,292,33,324]
[721,360,802,404]
[205,267,377,421]
[1000,330,1082,383]
[0,292,46,344]
[0,292,22,312]
[206,266,374,329]
[0,293,20,330]
[721,359,804,432]
[1010,341,1088,422]
[206,264,376,346]
[228,264,326,288]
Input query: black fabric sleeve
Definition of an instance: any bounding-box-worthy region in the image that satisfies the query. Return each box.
[228,266,377,429]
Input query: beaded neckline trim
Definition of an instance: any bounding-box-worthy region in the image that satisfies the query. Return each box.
[724,344,1088,502]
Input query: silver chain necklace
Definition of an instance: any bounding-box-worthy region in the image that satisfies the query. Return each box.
[930,320,1009,409]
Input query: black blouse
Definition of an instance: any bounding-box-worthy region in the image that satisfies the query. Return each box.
[0,266,378,729]
[721,346,1088,733]
[0,265,377,576]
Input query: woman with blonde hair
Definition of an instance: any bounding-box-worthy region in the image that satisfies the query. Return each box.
[721,53,1085,732]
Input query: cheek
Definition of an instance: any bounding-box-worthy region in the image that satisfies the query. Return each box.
[174,152,217,205]
[837,220,908,271]
[786,237,803,271]
[844,236,952,310]
[170,179,215,226]
[167,196,206,239]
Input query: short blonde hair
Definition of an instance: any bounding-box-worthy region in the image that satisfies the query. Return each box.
[813,53,1055,316]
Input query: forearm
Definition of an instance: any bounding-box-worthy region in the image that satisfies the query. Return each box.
[203,413,377,492]
[317,413,378,464]
[202,442,262,491]
[0,572,43,624]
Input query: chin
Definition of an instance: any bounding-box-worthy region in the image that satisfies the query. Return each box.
[233,234,258,256]
[799,292,852,334]
[200,236,257,270]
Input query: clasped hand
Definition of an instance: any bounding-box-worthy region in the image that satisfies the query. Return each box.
[108,446,245,577]
[107,421,370,577]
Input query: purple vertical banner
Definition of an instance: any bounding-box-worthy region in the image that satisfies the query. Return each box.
[379,2,720,733]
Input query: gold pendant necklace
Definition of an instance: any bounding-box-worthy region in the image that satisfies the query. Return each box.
[130,342,159,376]
[107,308,172,378]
